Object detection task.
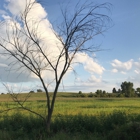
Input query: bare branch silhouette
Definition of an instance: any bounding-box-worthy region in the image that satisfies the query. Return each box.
[0,0,112,132]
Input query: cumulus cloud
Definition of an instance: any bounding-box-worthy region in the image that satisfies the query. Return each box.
[0,0,105,87]
[134,70,139,74]
[66,74,109,92]
[88,75,102,83]
[111,59,133,74]
[111,58,140,75]
[4,0,47,18]
[133,58,140,74]
[74,53,105,75]
[112,69,118,73]
[0,0,105,93]
[110,58,140,90]
[74,76,101,87]
[134,62,140,68]
[0,0,63,83]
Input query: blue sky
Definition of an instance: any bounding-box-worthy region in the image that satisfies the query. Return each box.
[0,0,140,93]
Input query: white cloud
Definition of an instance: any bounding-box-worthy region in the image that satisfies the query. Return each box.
[61,52,106,92]
[5,0,47,18]
[134,70,139,74]
[110,58,140,90]
[88,75,102,83]
[112,69,118,73]
[134,62,140,68]
[111,59,133,73]
[0,0,57,83]
[2,15,11,20]
[111,58,140,76]
[121,71,126,74]
[133,59,140,75]
[0,0,106,94]
[74,53,105,75]
[0,63,8,67]
[68,75,111,92]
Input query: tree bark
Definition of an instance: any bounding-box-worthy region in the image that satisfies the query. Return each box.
[46,84,60,133]
[46,108,53,133]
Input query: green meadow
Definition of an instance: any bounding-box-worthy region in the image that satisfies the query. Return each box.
[0,92,140,140]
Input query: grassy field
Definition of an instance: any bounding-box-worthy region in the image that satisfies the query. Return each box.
[0,92,140,139]
[1,92,140,116]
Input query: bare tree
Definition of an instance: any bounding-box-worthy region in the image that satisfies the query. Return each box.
[0,0,112,132]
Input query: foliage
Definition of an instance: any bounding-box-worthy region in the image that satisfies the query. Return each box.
[117,93,125,98]
[78,91,82,94]
[121,81,135,97]
[107,122,140,140]
[136,88,140,97]
[95,90,108,97]
[118,88,121,93]
[37,89,43,92]
[136,87,140,93]
[112,88,117,93]
[77,92,87,97]
[96,90,103,95]
[29,91,35,93]
[102,90,106,94]
[88,93,94,97]
[0,111,140,140]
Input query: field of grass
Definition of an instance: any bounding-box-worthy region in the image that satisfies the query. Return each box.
[0,92,140,139]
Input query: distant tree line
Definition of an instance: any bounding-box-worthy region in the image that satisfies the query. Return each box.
[112,81,140,97]
[77,81,140,98]
[1,81,140,98]
[29,89,43,93]
[0,89,44,95]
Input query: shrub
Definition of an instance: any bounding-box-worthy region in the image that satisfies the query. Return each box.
[80,93,86,97]
[118,93,125,97]
[37,89,43,92]
[107,122,140,140]
[77,92,87,97]
[29,91,34,93]
[1,111,140,139]
[88,93,94,97]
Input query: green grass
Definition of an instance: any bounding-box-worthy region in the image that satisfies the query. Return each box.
[1,93,140,116]
[0,111,140,140]
[0,92,140,139]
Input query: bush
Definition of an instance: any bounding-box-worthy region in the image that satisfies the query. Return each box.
[29,91,34,93]
[1,111,140,139]
[118,93,125,97]
[80,93,86,97]
[0,113,46,140]
[37,89,43,92]
[88,93,94,97]
[107,122,140,140]
[108,93,117,97]
[77,92,87,97]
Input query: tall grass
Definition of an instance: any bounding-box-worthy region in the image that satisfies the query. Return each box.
[0,94,140,139]
[1,98,140,117]
[0,111,140,140]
